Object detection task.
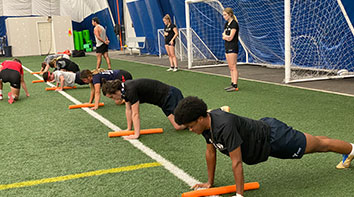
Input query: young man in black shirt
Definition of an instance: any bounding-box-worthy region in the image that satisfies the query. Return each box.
[174,96,354,197]
[102,78,185,139]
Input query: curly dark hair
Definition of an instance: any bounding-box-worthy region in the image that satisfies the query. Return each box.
[174,96,208,125]
[101,79,123,96]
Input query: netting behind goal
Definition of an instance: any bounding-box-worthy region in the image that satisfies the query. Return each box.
[186,0,354,82]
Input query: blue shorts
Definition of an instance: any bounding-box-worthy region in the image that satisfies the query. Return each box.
[261,117,306,159]
[161,86,184,116]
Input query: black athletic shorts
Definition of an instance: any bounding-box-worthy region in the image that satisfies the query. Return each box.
[117,70,133,82]
[225,48,238,54]
[96,43,108,54]
[165,39,176,47]
[161,86,184,116]
[261,117,306,159]
[0,69,21,89]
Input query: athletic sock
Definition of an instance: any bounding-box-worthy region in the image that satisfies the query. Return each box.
[349,143,354,156]
[232,83,238,88]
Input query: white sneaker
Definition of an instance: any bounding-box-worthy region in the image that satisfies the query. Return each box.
[220,106,230,112]
[0,94,2,100]
[173,67,178,72]
[166,67,174,71]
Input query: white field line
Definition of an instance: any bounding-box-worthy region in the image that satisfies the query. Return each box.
[23,66,200,187]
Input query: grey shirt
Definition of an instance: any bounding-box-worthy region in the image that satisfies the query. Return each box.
[94,24,107,47]
[53,71,76,87]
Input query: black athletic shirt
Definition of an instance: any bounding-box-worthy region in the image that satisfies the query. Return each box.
[55,58,80,73]
[224,20,239,51]
[123,78,170,107]
[202,109,271,165]
[164,24,177,43]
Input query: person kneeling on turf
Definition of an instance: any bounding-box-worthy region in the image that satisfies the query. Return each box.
[174,96,354,197]
[102,78,186,140]
[0,59,30,104]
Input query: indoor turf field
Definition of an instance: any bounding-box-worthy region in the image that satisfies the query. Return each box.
[1,55,354,196]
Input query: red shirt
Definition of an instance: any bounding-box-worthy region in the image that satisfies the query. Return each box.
[1,60,23,75]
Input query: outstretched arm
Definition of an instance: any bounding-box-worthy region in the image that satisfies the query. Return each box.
[229,146,244,196]
[124,101,140,140]
[55,75,65,91]
[91,83,101,110]
[88,83,95,104]
[20,74,30,97]
[192,143,217,189]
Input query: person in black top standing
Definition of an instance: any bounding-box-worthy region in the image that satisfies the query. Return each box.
[174,96,354,197]
[101,78,185,139]
[163,14,179,72]
[222,8,239,92]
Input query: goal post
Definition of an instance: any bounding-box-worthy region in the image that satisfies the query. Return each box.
[185,0,232,69]
[184,0,354,82]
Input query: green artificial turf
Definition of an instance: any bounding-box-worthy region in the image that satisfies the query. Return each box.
[1,55,354,196]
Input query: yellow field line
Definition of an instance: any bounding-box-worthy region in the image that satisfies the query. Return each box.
[0,162,161,191]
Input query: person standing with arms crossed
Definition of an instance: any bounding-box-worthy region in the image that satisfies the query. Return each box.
[163,14,179,72]
[222,8,239,92]
[92,17,112,70]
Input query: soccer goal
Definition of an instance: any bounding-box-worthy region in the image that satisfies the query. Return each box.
[185,0,354,83]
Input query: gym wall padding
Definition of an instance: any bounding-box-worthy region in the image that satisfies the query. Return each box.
[5,16,74,57]
[127,0,165,55]
[52,16,74,54]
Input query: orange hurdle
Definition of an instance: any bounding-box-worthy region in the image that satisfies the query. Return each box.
[31,72,42,74]
[108,128,163,137]
[32,80,44,83]
[181,182,260,197]
[68,103,104,109]
[46,86,77,91]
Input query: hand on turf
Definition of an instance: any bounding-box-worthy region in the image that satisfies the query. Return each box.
[91,106,99,110]
[55,88,63,92]
[26,93,30,97]
[123,134,140,140]
[191,182,212,190]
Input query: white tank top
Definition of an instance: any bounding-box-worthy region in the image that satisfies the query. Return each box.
[95,24,107,47]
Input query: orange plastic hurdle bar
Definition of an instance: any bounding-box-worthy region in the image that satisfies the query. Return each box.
[31,72,42,74]
[68,103,104,109]
[45,86,77,91]
[32,80,44,83]
[181,182,260,197]
[108,128,163,137]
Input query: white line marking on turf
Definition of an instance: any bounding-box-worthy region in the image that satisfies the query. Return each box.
[23,66,200,187]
